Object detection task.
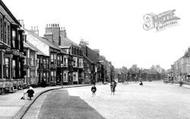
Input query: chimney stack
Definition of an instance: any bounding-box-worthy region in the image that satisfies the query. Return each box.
[30,26,39,36]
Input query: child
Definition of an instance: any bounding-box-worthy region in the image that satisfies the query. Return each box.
[139,81,143,86]
[27,86,35,100]
[91,84,97,96]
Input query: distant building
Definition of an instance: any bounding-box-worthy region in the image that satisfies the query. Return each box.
[44,24,84,84]
[171,48,190,82]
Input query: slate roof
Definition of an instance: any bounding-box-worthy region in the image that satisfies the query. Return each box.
[24,41,48,56]
[24,29,66,54]
[0,0,21,26]
[60,36,79,48]
[80,46,100,64]
[83,53,94,64]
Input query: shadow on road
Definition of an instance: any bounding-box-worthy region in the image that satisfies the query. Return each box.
[38,90,105,119]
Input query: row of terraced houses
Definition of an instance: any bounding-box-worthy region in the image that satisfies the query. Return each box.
[170,48,190,83]
[0,0,114,94]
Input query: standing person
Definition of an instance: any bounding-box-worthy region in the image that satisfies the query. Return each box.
[27,86,35,100]
[91,84,97,96]
[110,81,116,95]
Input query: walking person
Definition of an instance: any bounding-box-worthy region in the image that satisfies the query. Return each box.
[110,80,117,95]
[91,84,97,96]
[27,86,35,100]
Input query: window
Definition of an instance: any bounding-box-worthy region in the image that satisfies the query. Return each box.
[3,22,6,43]
[63,71,68,82]
[12,60,16,79]
[30,71,35,78]
[73,72,78,81]
[73,57,77,67]
[54,54,57,63]
[37,59,39,68]
[12,30,16,48]
[63,56,68,67]
[3,57,10,79]
[43,72,46,80]
[31,54,35,66]
[51,71,53,81]
[7,23,10,46]
[0,17,2,41]
[17,33,20,49]
[43,59,46,68]
[57,56,61,65]
[50,54,54,63]
[79,58,83,68]
[46,59,49,68]
[54,71,56,77]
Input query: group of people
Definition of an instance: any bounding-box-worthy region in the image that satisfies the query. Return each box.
[91,80,144,96]
[91,80,117,96]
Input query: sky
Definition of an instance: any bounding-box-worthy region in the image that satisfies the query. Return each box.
[3,0,190,70]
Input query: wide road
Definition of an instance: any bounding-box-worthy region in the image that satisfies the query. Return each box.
[23,81,190,119]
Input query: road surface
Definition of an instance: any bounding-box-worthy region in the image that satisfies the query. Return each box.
[23,81,190,119]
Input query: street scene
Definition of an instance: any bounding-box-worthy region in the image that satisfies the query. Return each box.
[1,0,190,119]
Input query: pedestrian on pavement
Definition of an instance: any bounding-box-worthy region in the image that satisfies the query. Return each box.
[27,86,35,100]
[139,80,143,86]
[91,84,97,96]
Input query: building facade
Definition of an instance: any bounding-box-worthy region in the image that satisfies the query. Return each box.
[44,24,84,84]
[23,41,38,86]
[171,48,190,82]
[24,28,50,86]
[0,0,25,94]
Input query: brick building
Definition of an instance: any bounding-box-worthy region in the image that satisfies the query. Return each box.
[171,48,190,82]
[23,41,38,86]
[0,0,25,94]
[44,24,84,84]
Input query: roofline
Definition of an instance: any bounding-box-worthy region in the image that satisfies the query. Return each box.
[0,0,21,26]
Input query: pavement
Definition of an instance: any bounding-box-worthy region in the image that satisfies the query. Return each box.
[0,84,91,119]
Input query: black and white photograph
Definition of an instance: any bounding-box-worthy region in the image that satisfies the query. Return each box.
[0,0,190,119]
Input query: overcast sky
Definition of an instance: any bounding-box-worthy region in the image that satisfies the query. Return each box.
[3,0,190,69]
